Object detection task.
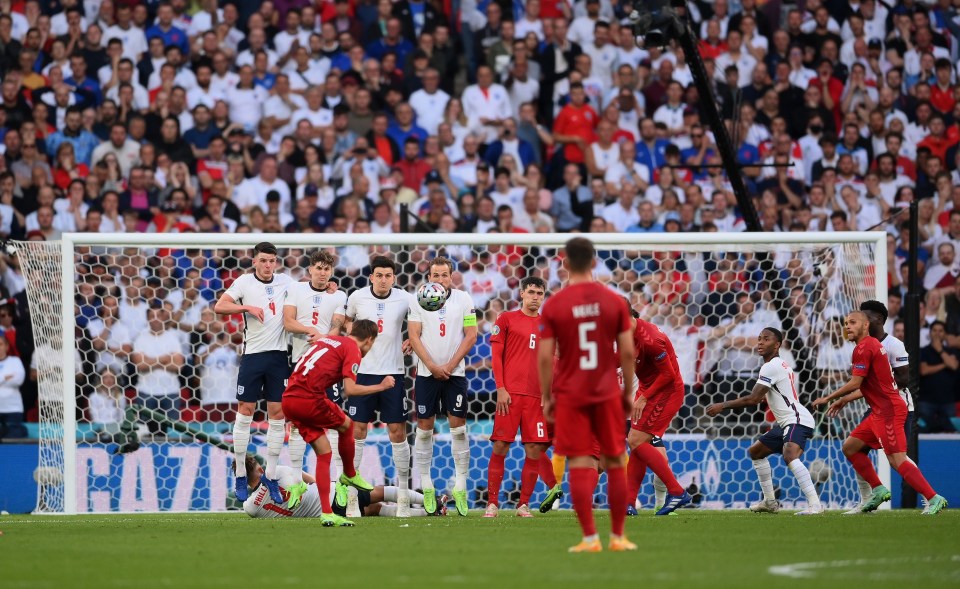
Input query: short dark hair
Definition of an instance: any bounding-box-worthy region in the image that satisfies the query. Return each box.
[564,237,595,273]
[370,255,396,274]
[429,256,454,275]
[520,276,546,292]
[350,318,379,341]
[253,241,278,257]
[309,250,336,268]
[860,299,889,321]
[762,327,784,343]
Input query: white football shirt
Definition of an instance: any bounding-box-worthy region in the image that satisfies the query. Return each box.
[224,272,294,355]
[881,334,913,411]
[243,466,324,519]
[407,289,476,378]
[346,287,413,375]
[756,357,815,429]
[284,282,348,362]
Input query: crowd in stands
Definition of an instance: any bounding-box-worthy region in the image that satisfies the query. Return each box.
[0,0,959,439]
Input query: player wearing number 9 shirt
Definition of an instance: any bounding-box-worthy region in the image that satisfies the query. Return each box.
[538,237,637,553]
[408,257,478,517]
[214,242,294,503]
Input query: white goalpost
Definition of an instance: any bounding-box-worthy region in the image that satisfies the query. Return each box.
[16,231,888,514]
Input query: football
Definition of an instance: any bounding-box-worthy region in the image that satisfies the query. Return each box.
[417,281,448,312]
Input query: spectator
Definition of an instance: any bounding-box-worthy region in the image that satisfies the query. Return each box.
[131,306,185,435]
[87,368,126,432]
[0,336,26,439]
[197,330,238,422]
[919,321,959,433]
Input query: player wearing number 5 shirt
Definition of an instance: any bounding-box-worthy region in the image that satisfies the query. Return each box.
[214,242,294,503]
[408,257,478,517]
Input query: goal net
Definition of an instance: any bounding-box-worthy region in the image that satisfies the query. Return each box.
[17,232,887,514]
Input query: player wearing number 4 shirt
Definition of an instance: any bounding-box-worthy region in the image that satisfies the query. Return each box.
[538,237,636,553]
[214,242,294,503]
[344,256,416,516]
[707,327,823,515]
[814,312,947,515]
[409,257,478,517]
[484,277,561,519]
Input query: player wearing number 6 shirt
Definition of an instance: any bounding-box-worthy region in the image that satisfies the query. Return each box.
[538,237,636,553]
[214,242,294,503]
[278,319,389,526]
[625,316,691,516]
[484,277,561,519]
[707,327,823,515]
[344,256,416,516]
[409,257,478,517]
[813,311,947,515]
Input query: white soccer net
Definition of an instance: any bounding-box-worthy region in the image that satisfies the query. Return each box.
[19,233,886,513]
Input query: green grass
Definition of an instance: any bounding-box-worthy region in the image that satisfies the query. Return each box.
[1,510,958,589]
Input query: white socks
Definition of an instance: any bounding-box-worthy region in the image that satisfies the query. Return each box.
[354,438,365,473]
[450,425,469,493]
[856,473,872,504]
[653,476,667,507]
[414,428,434,490]
[329,429,342,479]
[380,505,430,517]
[265,419,285,479]
[233,413,253,477]
[288,427,306,481]
[382,486,425,503]
[753,458,775,501]
[788,459,822,508]
[392,441,411,494]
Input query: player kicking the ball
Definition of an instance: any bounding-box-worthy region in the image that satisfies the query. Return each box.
[279,319,389,526]
[813,312,947,515]
[485,277,561,518]
[539,237,636,553]
[707,327,823,515]
[409,257,478,516]
[214,242,294,503]
[626,315,691,515]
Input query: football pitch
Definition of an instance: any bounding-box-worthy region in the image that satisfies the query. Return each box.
[2,510,958,589]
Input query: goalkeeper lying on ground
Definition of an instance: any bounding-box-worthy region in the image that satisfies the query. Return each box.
[238,456,447,521]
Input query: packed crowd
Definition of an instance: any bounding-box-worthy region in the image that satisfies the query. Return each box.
[0,0,959,438]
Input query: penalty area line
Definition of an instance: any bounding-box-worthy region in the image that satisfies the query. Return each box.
[768,555,960,579]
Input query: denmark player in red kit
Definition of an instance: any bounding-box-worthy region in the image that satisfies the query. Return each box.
[538,237,637,553]
[626,316,691,515]
[280,320,399,526]
[814,312,947,514]
[485,277,562,518]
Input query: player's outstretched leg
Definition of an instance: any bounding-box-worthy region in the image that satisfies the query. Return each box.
[844,443,889,512]
[890,454,946,514]
[232,412,254,501]
[415,427,437,514]
[262,417,286,503]
[337,426,374,492]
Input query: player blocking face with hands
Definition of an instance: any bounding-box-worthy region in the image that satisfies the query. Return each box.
[812,312,947,515]
[707,328,823,515]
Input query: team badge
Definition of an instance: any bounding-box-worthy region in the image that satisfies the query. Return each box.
[377,302,385,316]
[349,406,357,416]
[266,287,274,296]
[491,325,500,335]
[236,385,245,397]
[313,295,322,306]
[418,404,427,414]
[351,364,359,375]
[439,306,447,319]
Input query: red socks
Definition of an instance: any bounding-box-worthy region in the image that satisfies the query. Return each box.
[895,460,937,501]
[570,467,599,537]
[633,443,683,495]
[519,457,539,506]
[606,465,628,536]
[338,428,356,478]
[487,453,506,507]
[847,452,882,488]
[626,448,648,503]
[539,454,558,488]
[316,452,332,513]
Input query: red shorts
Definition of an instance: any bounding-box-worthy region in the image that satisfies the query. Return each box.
[491,394,550,444]
[553,398,625,458]
[850,411,907,454]
[281,395,347,444]
[631,386,683,437]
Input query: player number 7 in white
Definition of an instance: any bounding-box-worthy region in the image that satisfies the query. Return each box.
[578,322,598,370]
[294,346,329,375]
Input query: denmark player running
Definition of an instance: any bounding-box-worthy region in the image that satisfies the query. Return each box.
[343,256,415,515]
[283,250,348,500]
[539,237,636,553]
[826,300,914,514]
[813,312,947,514]
[214,242,294,503]
[408,257,478,516]
[484,277,561,518]
[280,320,389,526]
[706,328,823,515]
[626,316,691,515]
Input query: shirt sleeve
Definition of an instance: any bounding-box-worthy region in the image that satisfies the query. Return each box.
[851,344,871,377]
[406,293,422,323]
[283,283,298,308]
[756,361,778,389]
[461,292,477,327]
[224,275,244,303]
[342,343,362,381]
[888,339,909,368]
[538,302,555,339]
[334,291,348,316]
[345,291,358,319]
[617,297,632,334]
[491,313,507,389]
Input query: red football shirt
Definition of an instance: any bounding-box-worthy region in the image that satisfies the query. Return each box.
[491,309,540,397]
[284,335,361,399]
[539,282,632,406]
[851,336,903,417]
[553,103,598,164]
[632,319,683,398]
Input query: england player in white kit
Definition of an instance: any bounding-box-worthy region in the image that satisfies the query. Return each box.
[214,242,294,503]
[408,257,478,516]
[707,327,823,515]
[344,256,415,514]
